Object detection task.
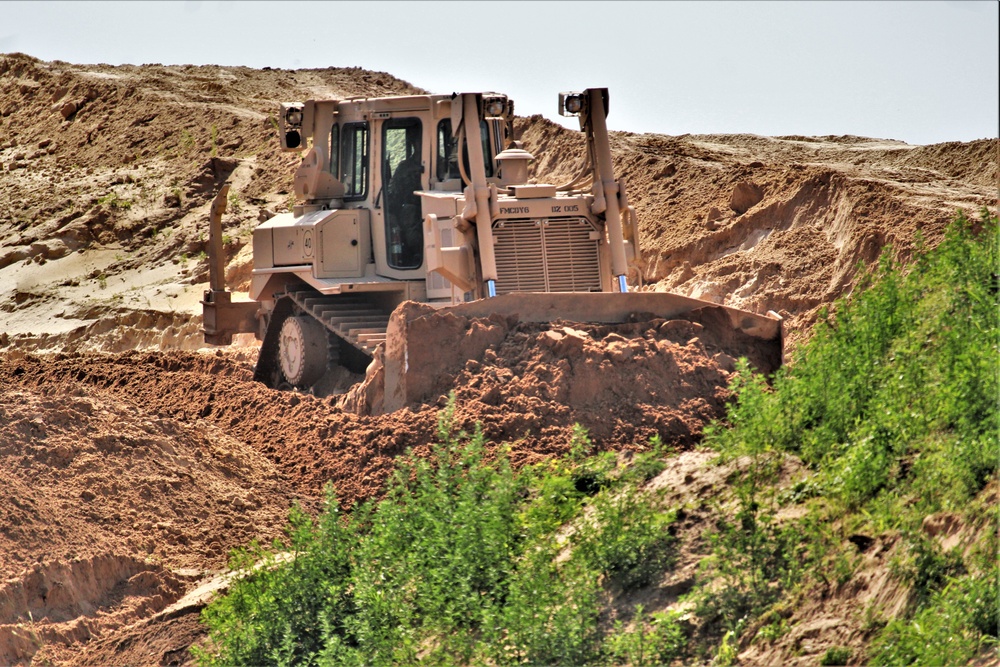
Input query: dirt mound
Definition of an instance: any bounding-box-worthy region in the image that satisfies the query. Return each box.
[0,326,743,508]
[356,303,779,444]
[0,358,302,664]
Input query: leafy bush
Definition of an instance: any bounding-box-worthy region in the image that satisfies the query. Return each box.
[711,210,998,516]
[869,569,999,665]
[606,605,687,667]
[494,546,603,666]
[701,209,998,651]
[697,482,800,634]
[820,645,852,665]
[193,492,357,667]
[197,398,681,666]
[574,482,676,591]
[97,191,133,210]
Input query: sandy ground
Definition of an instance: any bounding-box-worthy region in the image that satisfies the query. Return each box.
[0,52,996,665]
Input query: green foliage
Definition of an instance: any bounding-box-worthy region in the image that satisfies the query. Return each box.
[227,190,242,213]
[198,397,679,666]
[699,491,800,632]
[753,611,790,643]
[702,210,998,651]
[891,532,966,605]
[606,605,687,667]
[574,483,675,591]
[699,360,801,632]
[494,547,603,666]
[869,568,999,665]
[820,645,852,665]
[711,210,997,514]
[344,411,521,662]
[97,191,132,210]
[620,434,671,485]
[711,210,997,508]
[193,490,357,667]
[714,629,738,666]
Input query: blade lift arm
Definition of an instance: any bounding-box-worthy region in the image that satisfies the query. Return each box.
[202,185,259,345]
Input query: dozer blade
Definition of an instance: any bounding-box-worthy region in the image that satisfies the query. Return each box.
[440,292,781,341]
[378,291,782,414]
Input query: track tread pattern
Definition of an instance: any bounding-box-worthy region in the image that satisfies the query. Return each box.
[286,291,391,356]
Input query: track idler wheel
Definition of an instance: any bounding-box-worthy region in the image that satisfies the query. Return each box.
[278,315,328,388]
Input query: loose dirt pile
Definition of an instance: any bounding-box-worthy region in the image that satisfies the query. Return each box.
[0,52,995,665]
[0,352,301,665]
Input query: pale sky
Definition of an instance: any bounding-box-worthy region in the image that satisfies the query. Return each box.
[2,1,997,145]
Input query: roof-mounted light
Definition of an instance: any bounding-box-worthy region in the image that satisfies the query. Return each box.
[484,95,507,118]
[285,106,304,127]
[558,92,585,116]
[279,102,306,151]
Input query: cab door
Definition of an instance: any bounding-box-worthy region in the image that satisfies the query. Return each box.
[381,117,424,271]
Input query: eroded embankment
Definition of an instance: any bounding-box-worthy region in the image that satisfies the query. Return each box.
[0,555,194,666]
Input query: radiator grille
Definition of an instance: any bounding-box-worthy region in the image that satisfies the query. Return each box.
[493,217,602,294]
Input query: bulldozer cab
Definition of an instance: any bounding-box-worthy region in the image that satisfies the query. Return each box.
[288,95,505,288]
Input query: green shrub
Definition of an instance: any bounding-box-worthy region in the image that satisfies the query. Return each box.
[194,490,357,667]
[198,398,685,666]
[892,533,966,606]
[870,570,999,665]
[606,605,687,666]
[98,191,133,210]
[494,545,603,666]
[573,482,676,591]
[701,209,998,652]
[701,360,801,632]
[820,645,852,665]
[709,210,998,513]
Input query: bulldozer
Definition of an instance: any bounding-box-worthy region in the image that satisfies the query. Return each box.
[202,88,782,413]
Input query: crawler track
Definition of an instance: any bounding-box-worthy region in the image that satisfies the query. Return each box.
[253,290,394,389]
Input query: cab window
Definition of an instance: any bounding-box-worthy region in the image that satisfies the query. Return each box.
[436,119,494,182]
[383,118,423,270]
[341,122,368,200]
[329,124,340,178]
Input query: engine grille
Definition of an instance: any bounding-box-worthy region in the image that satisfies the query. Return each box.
[492,217,602,294]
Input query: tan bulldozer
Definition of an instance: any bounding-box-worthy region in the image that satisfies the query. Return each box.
[202,88,782,413]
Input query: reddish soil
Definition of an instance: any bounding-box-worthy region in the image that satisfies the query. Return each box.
[0,52,995,665]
